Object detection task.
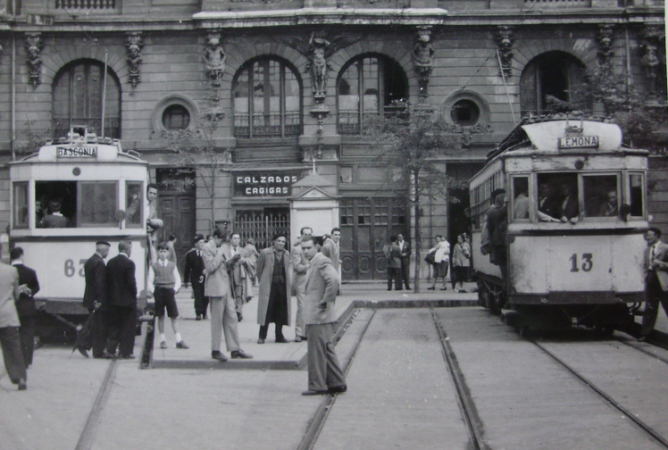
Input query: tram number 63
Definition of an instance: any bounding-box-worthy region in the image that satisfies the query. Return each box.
[569,253,593,273]
[64,259,88,277]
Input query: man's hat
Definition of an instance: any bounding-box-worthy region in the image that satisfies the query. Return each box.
[96,241,111,247]
[194,234,205,243]
[49,198,62,209]
[491,189,506,200]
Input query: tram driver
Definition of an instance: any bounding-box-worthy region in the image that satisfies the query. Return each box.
[40,198,70,228]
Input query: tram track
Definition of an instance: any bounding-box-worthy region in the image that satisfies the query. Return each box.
[530,338,668,449]
[74,359,118,450]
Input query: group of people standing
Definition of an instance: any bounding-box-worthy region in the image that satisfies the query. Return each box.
[425,233,471,292]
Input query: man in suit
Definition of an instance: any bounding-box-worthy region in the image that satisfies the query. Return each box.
[292,226,313,342]
[397,233,411,290]
[10,247,40,368]
[81,241,111,358]
[202,228,252,362]
[557,181,579,224]
[40,198,70,228]
[640,227,668,341]
[226,233,247,322]
[321,228,341,273]
[184,234,209,320]
[300,235,346,396]
[256,233,293,343]
[0,243,27,390]
[384,235,403,291]
[105,240,138,359]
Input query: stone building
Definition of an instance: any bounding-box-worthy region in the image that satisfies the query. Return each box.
[0,0,664,281]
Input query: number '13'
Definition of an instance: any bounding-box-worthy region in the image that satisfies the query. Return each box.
[570,253,593,272]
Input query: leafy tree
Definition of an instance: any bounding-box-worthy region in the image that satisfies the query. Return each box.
[363,108,466,293]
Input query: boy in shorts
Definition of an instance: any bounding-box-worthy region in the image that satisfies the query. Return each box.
[149,241,188,350]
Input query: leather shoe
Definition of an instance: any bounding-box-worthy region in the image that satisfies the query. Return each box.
[638,335,650,342]
[231,350,253,359]
[195,315,201,321]
[77,346,90,358]
[118,354,135,360]
[295,336,302,342]
[176,341,189,349]
[427,287,435,291]
[328,385,347,394]
[301,389,329,396]
[160,341,168,349]
[212,351,228,362]
[102,349,116,359]
[17,378,27,391]
[275,336,288,343]
[257,338,265,344]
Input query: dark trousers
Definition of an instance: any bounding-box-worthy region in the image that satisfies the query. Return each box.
[259,324,284,341]
[18,315,36,367]
[106,306,137,357]
[193,282,209,317]
[387,268,402,290]
[306,323,346,391]
[83,309,108,358]
[400,262,410,289]
[641,272,668,337]
[0,326,26,384]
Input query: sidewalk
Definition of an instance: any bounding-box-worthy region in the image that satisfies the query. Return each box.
[149,280,479,370]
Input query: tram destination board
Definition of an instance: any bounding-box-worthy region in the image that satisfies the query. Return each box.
[57,146,97,158]
[558,135,599,150]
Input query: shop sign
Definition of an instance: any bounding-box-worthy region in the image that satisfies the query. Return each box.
[234,172,300,197]
[57,146,98,158]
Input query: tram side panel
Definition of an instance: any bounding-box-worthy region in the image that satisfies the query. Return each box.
[508,233,645,302]
[471,231,502,281]
[18,239,149,315]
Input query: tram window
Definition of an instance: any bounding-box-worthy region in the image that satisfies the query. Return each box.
[13,182,28,229]
[511,177,530,220]
[536,173,579,222]
[36,181,76,228]
[583,175,618,218]
[125,181,143,227]
[629,173,644,217]
[80,183,117,226]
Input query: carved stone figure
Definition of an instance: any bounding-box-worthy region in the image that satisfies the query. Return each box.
[412,26,434,98]
[125,32,144,92]
[640,25,666,97]
[204,32,226,88]
[495,26,513,79]
[597,25,614,64]
[25,33,43,89]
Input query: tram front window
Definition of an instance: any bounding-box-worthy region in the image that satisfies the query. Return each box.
[125,181,143,227]
[629,173,644,218]
[36,181,76,228]
[583,175,618,218]
[13,182,28,229]
[536,173,579,223]
[80,182,117,226]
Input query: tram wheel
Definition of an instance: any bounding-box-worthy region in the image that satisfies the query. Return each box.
[488,292,501,316]
[595,325,615,339]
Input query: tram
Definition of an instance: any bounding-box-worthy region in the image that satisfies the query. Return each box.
[9,126,151,335]
[469,115,648,333]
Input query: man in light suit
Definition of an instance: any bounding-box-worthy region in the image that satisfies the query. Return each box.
[0,243,26,390]
[300,235,346,396]
[640,227,668,340]
[292,227,312,342]
[202,228,252,361]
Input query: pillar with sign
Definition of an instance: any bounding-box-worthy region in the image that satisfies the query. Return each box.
[290,172,339,242]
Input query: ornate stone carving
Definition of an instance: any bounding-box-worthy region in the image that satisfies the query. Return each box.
[204,32,226,89]
[640,25,666,98]
[25,32,43,89]
[597,24,614,64]
[495,26,513,79]
[413,26,434,99]
[125,32,144,93]
[277,31,363,104]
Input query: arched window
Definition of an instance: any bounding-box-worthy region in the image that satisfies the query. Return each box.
[520,51,586,117]
[337,55,408,135]
[52,59,121,138]
[233,58,302,138]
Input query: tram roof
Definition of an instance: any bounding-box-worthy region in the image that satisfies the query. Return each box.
[485,114,631,161]
[12,140,145,165]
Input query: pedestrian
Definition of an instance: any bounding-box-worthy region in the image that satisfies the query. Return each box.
[292,227,313,343]
[167,233,178,264]
[639,227,668,341]
[300,235,346,396]
[487,189,508,280]
[105,240,140,359]
[202,228,253,361]
[256,233,292,344]
[10,247,40,368]
[242,238,260,285]
[146,183,163,263]
[384,235,402,291]
[0,243,27,390]
[427,235,450,291]
[226,233,247,322]
[321,227,341,273]
[397,233,411,290]
[149,241,189,350]
[184,234,209,320]
[451,234,471,293]
[81,241,111,358]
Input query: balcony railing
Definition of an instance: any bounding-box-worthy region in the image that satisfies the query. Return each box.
[234,113,301,138]
[55,0,116,9]
[53,118,121,140]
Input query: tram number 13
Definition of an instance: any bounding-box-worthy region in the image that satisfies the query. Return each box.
[569,253,593,273]
[64,259,87,277]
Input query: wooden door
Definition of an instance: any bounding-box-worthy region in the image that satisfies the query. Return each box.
[158,192,196,275]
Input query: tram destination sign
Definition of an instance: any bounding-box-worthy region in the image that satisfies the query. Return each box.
[56,146,98,158]
[558,135,600,150]
[234,171,301,197]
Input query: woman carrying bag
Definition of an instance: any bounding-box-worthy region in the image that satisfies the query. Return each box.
[427,235,450,291]
[451,233,471,292]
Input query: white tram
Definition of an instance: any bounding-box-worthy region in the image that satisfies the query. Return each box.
[470,116,648,333]
[9,126,151,331]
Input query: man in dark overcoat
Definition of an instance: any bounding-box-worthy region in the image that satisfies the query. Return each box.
[10,247,40,368]
[105,240,138,359]
[256,234,292,343]
[81,241,111,358]
[397,233,411,290]
[184,234,208,320]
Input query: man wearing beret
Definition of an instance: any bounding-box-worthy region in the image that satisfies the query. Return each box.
[81,241,111,358]
[184,234,209,320]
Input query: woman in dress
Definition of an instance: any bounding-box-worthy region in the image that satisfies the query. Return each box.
[427,235,450,291]
[451,233,471,292]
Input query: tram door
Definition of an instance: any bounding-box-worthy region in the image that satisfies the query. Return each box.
[340,198,407,281]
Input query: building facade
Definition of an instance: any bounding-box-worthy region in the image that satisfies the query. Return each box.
[0,0,664,280]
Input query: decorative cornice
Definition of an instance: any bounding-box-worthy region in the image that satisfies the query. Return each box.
[25,32,43,89]
[125,31,144,93]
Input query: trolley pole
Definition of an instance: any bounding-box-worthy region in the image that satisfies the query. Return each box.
[101,50,108,139]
